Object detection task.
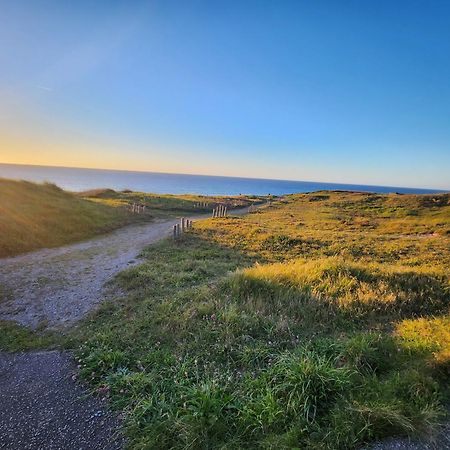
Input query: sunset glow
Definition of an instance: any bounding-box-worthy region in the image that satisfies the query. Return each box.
[1,1,449,189]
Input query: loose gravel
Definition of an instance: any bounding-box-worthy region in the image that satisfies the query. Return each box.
[0,351,124,450]
[364,428,450,450]
[0,218,179,329]
[0,209,249,330]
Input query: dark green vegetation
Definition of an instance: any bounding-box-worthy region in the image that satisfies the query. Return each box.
[74,191,449,449]
[0,179,258,257]
[0,320,60,351]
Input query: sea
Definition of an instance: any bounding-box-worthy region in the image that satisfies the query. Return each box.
[0,163,446,196]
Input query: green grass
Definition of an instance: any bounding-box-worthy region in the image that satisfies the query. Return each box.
[80,188,262,218]
[0,179,130,257]
[0,320,60,351]
[73,190,450,449]
[0,179,260,257]
[4,188,449,448]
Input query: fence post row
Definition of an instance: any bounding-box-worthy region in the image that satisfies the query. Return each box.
[212,205,228,218]
[173,218,193,239]
[130,203,147,214]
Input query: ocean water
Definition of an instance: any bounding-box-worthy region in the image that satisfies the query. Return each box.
[0,164,446,196]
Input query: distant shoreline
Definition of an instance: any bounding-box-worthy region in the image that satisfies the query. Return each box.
[0,163,447,195]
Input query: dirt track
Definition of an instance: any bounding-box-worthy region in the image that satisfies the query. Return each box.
[0,217,185,329]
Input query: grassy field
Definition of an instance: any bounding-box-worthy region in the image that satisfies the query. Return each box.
[80,188,261,217]
[0,179,259,258]
[72,191,449,449]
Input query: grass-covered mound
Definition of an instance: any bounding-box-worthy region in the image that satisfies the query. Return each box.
[230,258,449,320]
[0,179,130,257]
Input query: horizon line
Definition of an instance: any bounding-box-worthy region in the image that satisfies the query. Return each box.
[0,161,448,193]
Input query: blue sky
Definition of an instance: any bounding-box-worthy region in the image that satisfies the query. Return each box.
[0,0,449,189]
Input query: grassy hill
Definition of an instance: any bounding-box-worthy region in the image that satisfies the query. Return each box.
[0,179,131,258]
[75,190,449,449]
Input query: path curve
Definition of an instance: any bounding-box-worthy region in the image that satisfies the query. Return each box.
[0,207,252,330]
[0,213,214,329]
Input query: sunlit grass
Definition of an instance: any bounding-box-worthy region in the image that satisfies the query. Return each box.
[80,188,261,217]
[74,188,450,449]
[0,179,261,257]
[397,315,450,367]
[0,179,128,257]
[231,257,449,316]
[4,187,448,448]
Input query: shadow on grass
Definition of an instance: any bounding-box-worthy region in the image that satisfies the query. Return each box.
[72,232,449,450]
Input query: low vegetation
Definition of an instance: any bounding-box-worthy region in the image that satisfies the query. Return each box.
[80,188,261,217]
[0,179,128,257]
[74,191,449,449]
[0,179,259,257]
[0,320,60,352]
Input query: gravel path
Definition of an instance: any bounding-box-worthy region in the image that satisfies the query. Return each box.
[0,207,251,330]
[0,350,124,450]
[364,431,450,450]
[0,217,187,329]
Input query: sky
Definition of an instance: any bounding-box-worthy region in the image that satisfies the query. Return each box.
[0,0,449,189]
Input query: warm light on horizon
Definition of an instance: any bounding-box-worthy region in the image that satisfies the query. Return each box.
[1,2,449,190]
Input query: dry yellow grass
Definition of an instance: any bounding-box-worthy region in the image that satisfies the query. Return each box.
[0,179,127,257]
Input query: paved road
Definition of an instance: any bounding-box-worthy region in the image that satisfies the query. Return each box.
[0,351,124,450]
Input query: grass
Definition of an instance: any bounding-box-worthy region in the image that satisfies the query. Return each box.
[0,320,61,351]
[0,179,260,257]
[3,188,449,448]
[80,188,262,219]
[70,191,450,449]
[0,179,129,257]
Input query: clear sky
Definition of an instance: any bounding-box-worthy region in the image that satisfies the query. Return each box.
[1,1,449,189]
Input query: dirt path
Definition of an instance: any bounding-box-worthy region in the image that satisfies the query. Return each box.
[0,207,252,329]
[0,215,206,329]
[0,350,124,449]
